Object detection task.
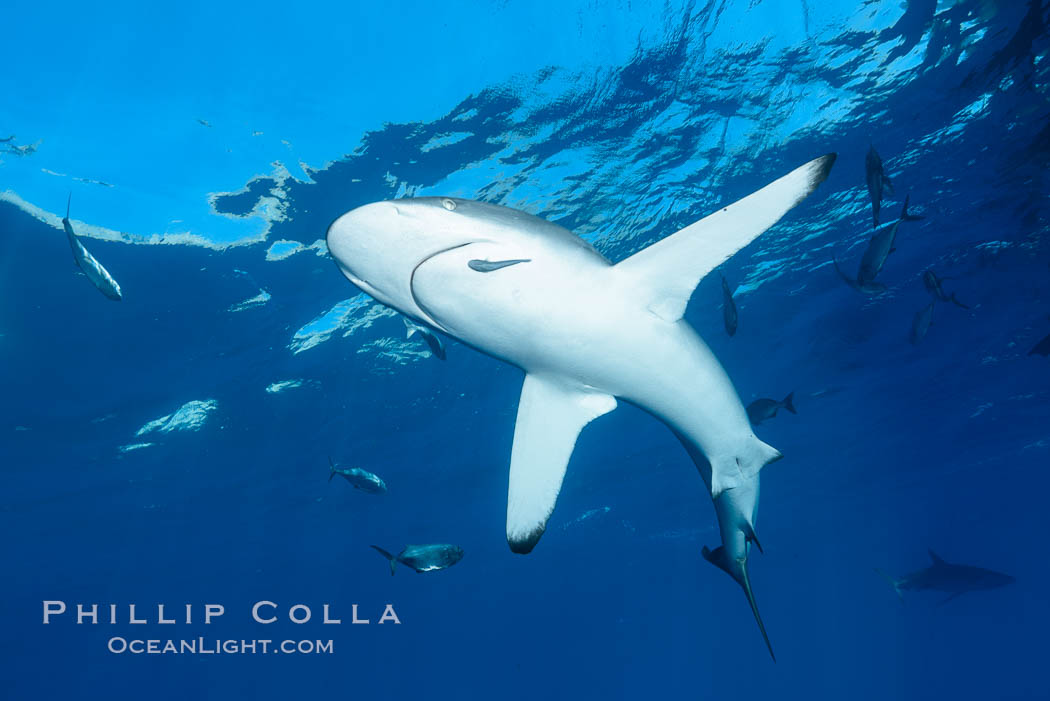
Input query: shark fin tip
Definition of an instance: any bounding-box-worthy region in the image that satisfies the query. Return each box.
[740,563,775,663]
[812,153,836,185]
[508,529,542,555]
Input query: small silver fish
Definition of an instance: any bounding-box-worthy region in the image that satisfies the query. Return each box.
[328,457,387,494]
[833,258,886,296]
[404,317,446,360]
[370,544,464,575]
[5,139,41,156]
[865,146,893,228]
[910,299,936,345]
[721,275,738,337]
[857,196,921,284]
[922,270,968,309]
[63,195,122,301]
[746,393,796,426]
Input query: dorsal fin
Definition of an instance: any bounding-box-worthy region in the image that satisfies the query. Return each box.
[928,548,946,565]
[615,154,836,322]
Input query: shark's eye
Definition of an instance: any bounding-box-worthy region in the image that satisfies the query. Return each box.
[441,198,457,211]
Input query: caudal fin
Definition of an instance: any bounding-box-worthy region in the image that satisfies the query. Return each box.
[371,545,397,576]
[900,194,923,222]
[781,392,797,415]
[875,568,904,602]
[703,546,774,661]
[404,317,417,339]
[832,257,860,292]
[739,560,776,662]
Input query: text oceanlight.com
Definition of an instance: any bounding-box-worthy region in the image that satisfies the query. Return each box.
[107,638,334,655]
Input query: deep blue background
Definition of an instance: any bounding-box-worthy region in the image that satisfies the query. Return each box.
[2,1,1049,699]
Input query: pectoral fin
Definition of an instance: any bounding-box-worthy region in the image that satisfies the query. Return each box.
[506,375,616,553]
[615,154,835,321]
[937,591,967,606]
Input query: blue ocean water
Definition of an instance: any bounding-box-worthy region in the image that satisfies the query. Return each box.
[2,0,1048,698]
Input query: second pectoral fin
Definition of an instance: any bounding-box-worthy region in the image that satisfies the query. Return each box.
[506,375,617,554]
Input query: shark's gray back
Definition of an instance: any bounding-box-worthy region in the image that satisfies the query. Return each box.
[902,552,1012,593]
[434,197,610,263]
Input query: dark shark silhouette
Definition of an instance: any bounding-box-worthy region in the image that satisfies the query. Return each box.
[876,549,1013,605]
[1029,332,1050,357]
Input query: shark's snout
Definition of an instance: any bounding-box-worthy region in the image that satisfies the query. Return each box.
[327,202,433,316]
[992,573,1016,588]
[326,202,398,268]
[326,198,484,329]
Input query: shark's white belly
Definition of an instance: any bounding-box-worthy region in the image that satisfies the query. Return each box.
[410,240,754,460]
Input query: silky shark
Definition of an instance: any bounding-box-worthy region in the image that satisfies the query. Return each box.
[877,549,1013,605]
[327,154,835,652]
